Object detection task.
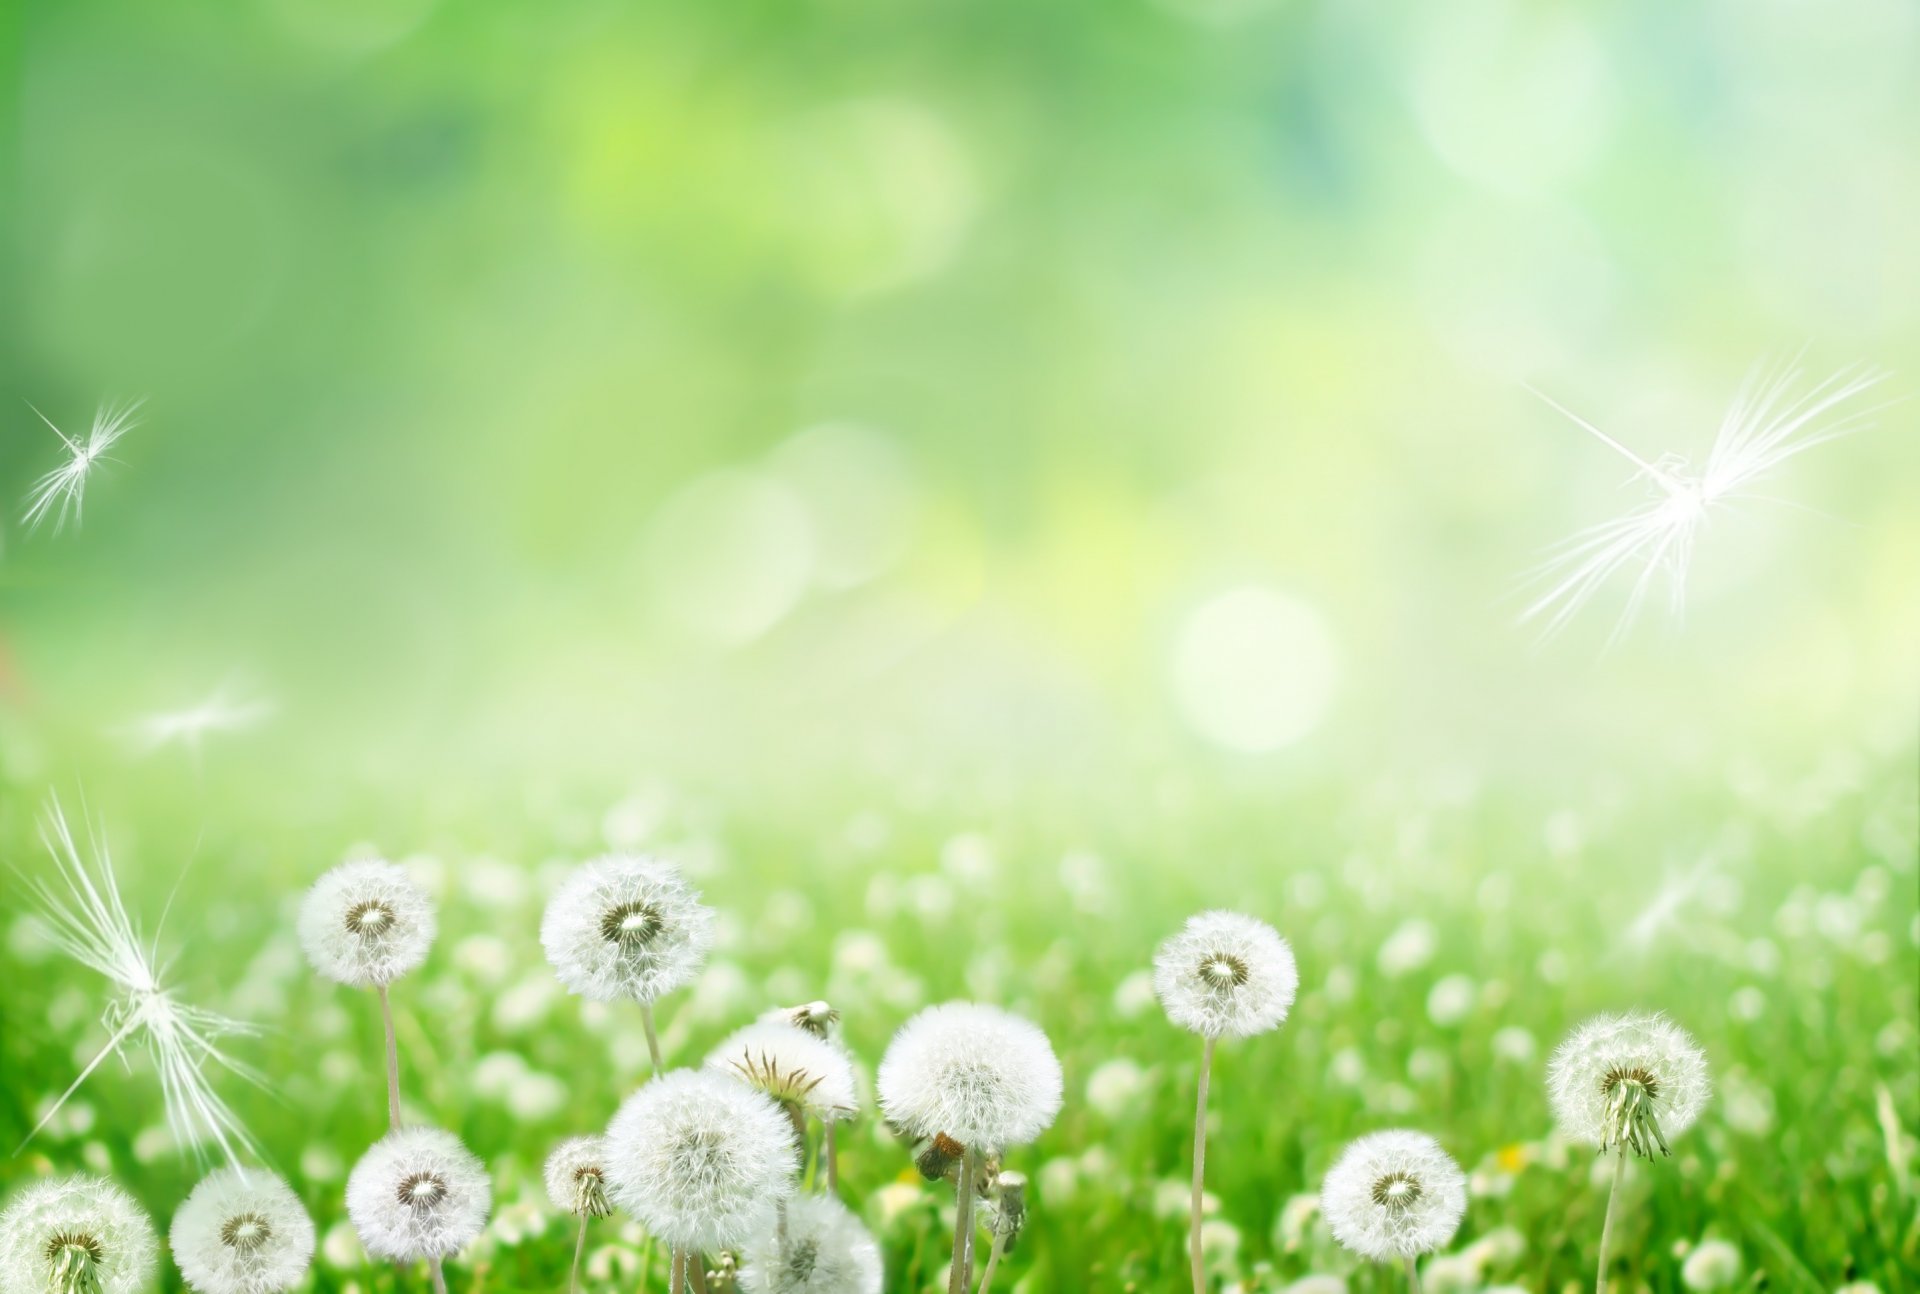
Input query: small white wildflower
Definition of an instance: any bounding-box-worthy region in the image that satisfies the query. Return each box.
[297,861,436,988]
[704,1021,858,1121]
[1548,1012,1710,1157]
[877,1002,1063,1151]
[737,1194,881,1294]
[1153,911,1299,1039]
[1680,1238,1742,1290]
[1320,1130,1468,1261]
[0,1176,158,1294]
[543,1137,613,1218]
[345,1127,491,1262]
[540,855,714,1003]
[169,1167,315,1294]
[604,1069,797,1252]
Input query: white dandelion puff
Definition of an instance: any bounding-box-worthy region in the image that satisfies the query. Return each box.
[1154,910,1299,1040]
[543,1137,614,1219]
[540,854,715,1005]
[10,796,262,1163]
[1548,1012,1710,1158]
[169,1167,315,1294]
[1521,357,1889,640]
[1321,1130,1467,1263]
[21,399,141,533]
[345,1127,492,1262]
[297,861,437,989]
[877,1002,1062,1152]
[0,1176,159,1294]
[604,1069,798,1253]
[737,1194,882,1294]
[705,1021,859,1122]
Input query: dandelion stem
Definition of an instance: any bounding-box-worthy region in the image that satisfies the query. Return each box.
[978,1228,1009,1294]
[377,983,402,1129]
[825,1120,840,1195]
[686,1253,711,1294]
[670,1249,685,1294]
[949,1145,978,1294]
[428,1257,448,1294]
[1405,1254,1422,1293]
[1189,1034,1216,1294]
[570,1213,588,1294]
[1595,1144,1627,1294]
[641,1003,664,1075]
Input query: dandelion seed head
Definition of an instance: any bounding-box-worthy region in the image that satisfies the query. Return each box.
[169,1167,314,1294]
[1320,1130,1467,1261]
[540,855,714,1004]
[22,400,140,533]
[1154,910,1299,1039]
[762,1000,840,1039]
[0,1176,158,1294]
[1548,1012,1710,1157]
[877,1002,1063,1151]
[705,1021,858,1121]
[297,861,436,989]
[604,1069,798,1253]
[345,1127,491,1262]
[542,1137,614,1219]
[737,1194,882,1294]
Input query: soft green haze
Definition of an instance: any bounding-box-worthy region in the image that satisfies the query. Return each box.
[1,0,1916,1291]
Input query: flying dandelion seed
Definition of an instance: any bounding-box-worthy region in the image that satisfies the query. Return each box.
[21,399,141,533]
[11,796,262,1165]
[1521,357,1888,641]
[120,686,276,761]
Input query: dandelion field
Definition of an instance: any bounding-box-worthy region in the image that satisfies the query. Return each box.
[3,1,1919,1292]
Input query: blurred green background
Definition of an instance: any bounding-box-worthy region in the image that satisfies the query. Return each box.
[1,0,1916,1290]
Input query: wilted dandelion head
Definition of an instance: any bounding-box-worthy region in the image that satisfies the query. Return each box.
[876,1002,1063,1152]
[1321,1130,1467,1261]
[705,1021,858,1121]
[539,855,715,1004]
[1548,1012,1710,1158]
[297,860,436,989]
[0,1176,158,1294]
[345,1127,491,1262]
[604,1069,798,1252]
[1154,910,1299,1039]
[737,1194,882,1294]
[986,1170,1029,1249]
[543,1137,614,1219]
[169,1168,314,1294]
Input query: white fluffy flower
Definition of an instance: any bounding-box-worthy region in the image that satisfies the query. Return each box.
[169,1168,314,1294]
[540,855,715,1003]
[1681,1238,1743,1290]
[0,1176,158,1294]
[1321,1130,1467,1261]
[705,1021,858,1121]
[737,1194,882,1294]
[1153,911,1299,1039]
[1548,1012,1710,1157]
[543,1137,614,1219]
[605,1069,798,1252]
[877,1002,1063,1151]
[297,861,436,988]
[345,1127,491,1261]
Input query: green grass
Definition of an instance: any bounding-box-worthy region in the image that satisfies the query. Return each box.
[2,749,1914,1294]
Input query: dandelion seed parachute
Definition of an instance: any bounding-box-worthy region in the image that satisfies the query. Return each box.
[705,1020,859,1121]
[345,1127,492,1262]
[877,1002,1063,1151]
[1548,1011,1710,1157]
[737,1194,882,1294]
[297,860,437,989]
[0,1176,158,1294]
[540,855,715,1003]
[1153,910,1299,1040]
[22,399,140,533]
[14,797,261,1162]
[169,1168,314,1294]
[543,1137,614,1219]
[1320,1130,1467,1262]
[604,1069,798,1253]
